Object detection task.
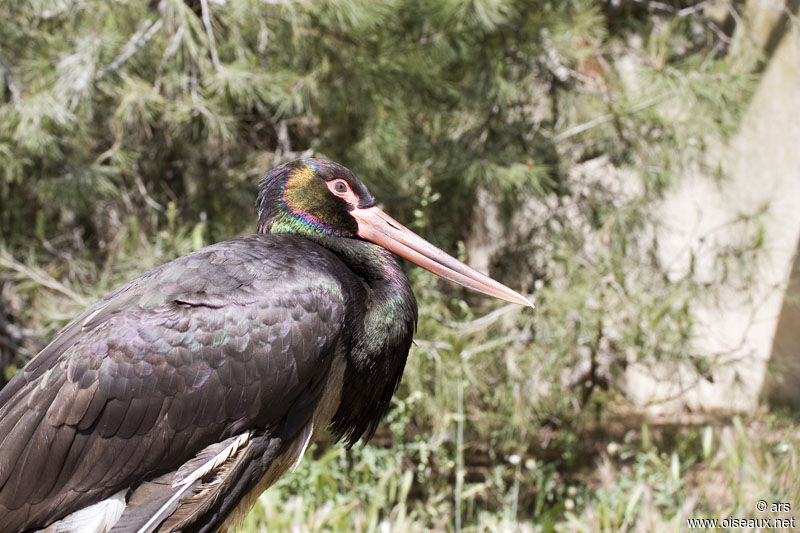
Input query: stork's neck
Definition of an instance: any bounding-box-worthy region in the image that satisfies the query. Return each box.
[311,235,417,446]
[305,234,413,309]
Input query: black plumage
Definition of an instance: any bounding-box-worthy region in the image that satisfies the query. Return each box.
[0,234,375,530]
[0,158,528,532]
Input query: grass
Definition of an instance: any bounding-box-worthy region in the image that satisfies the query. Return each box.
[236,410,800,532]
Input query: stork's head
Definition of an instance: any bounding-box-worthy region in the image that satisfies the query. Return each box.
[257,158,533,307]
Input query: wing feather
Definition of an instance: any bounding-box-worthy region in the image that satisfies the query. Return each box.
[0,235,351,531]
[32,425,76,503]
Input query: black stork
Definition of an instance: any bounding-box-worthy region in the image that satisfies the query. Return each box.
[0,158,532,532]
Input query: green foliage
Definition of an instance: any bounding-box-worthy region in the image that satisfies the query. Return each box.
[557,414,800,533]
[0,0,756,248]
[0,0,777,531]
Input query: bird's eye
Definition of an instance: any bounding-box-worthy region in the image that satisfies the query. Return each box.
[326,178,358,205]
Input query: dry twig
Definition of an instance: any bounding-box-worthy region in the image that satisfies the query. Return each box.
[0,250,89,305]
[200,0,221,70]
[97,18,164,78]
[0,53,20,106]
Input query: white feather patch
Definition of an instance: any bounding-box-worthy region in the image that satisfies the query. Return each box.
[41,489,126,533]
[291,423,314,472]
[81,304,106,329]
[136,431,252,533]
[172,431,252,487]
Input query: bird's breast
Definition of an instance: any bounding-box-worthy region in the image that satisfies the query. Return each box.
[218,350,347,532]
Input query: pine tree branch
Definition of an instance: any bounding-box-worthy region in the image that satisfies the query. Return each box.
[0,53,20,106]
[276,119,291,154]
[134,174,164,212]
[200,0,221,70]
[633,0,732,45]
[444,302,525,334]
[551,94,669,143]
[461,334,517,361]
[646,0,714,17]
[97,18,164,78]
[0,250,89,305]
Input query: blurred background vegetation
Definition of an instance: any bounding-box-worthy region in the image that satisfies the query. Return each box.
[1,0,798,531]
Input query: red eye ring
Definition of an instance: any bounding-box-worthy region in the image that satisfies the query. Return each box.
[327,179,358,205]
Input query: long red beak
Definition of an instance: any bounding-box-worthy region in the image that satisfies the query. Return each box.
[351,206,534,308]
